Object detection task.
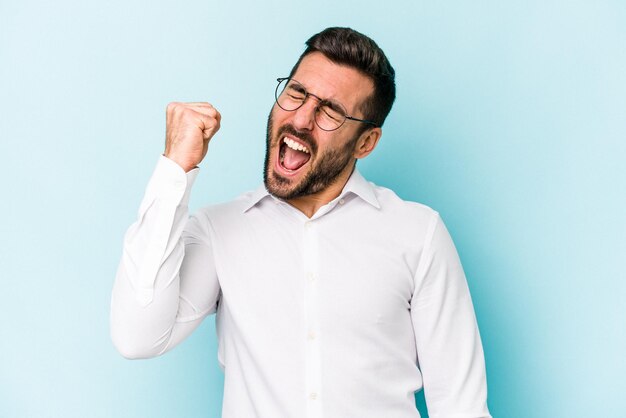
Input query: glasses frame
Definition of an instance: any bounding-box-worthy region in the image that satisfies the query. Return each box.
[274,77,379,131]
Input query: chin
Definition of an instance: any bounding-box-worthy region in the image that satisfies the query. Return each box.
[264,159,307,200]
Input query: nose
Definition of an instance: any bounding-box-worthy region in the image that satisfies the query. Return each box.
[290,95,319,131]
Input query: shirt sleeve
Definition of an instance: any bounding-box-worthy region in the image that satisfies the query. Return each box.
[110,156,221,359]
[410,213,492,418]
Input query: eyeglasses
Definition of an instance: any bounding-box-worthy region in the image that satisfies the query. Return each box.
[274,77,378,131]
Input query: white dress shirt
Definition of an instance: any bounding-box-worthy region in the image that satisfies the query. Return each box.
[111,156,492,418]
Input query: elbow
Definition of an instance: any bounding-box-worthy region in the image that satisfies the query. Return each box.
[110,324,164,360]
[110,288,166,359]
[112,341,153,360]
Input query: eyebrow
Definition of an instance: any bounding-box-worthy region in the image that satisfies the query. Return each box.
[320,99,345,115]
[287,82,306,94]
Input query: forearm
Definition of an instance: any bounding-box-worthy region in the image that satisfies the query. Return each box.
[110,156,203,359]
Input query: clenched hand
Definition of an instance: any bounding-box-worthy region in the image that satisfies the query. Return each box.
[164,102,221,172]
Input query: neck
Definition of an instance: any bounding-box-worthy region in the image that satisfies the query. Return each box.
[287,164,355,218]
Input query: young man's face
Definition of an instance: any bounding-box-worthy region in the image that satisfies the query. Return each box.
[264,52,376,200]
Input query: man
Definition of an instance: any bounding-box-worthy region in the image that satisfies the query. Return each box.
[111,27,492,418]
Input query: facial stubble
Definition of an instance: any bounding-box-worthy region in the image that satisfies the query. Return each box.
[263,111,359,200]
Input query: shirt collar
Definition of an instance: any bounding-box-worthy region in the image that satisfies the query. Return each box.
[242,184,274,213]
[338,168,381,209]
[242,168,380,213]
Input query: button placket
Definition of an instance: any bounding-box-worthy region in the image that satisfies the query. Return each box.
[302,221,322,417]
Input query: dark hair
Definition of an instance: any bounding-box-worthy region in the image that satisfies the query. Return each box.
[289,27,396,129]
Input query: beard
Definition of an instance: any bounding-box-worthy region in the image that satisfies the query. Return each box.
[263,111,359,200]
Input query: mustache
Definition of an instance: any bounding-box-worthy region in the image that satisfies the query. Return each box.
[276,124,317,154]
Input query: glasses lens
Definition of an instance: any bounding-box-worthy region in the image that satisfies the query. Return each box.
[315,104,346,131]
[274,78,347,131]
[276,78,306,111]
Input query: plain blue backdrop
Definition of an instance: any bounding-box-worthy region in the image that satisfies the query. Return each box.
[1,1,624,417]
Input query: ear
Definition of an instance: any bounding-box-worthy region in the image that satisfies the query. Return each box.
[353,127,382,160]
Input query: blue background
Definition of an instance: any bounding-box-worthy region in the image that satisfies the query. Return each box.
[1,1,624,417]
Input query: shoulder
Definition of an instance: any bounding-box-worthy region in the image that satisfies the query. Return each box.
[370,181,440,225]
[348,170,439,225]
[192,189,259,223]
[347,178,442,248]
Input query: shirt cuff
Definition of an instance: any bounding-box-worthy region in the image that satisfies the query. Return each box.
[140,155,200,211]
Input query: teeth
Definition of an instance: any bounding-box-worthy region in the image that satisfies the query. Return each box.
[283,137,310,153]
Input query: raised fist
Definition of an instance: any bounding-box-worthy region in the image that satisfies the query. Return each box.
[164,102,221,172]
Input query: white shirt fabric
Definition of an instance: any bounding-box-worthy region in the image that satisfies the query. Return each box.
[111,156,492,418]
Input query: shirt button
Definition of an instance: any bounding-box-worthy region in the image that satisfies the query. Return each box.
[309,392,318,400]
[173,180,185,191]
[339,198,345,205]
[307,272,316,282]
[304,222,312,229]
[308,331,316,340]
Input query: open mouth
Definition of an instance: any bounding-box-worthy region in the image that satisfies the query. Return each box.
[278,137,311,173]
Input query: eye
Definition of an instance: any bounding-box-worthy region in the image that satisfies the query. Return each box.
[319,103,344,123]
[287,91,305,101]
